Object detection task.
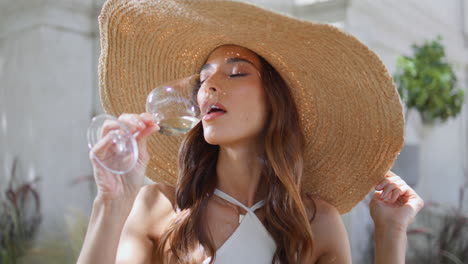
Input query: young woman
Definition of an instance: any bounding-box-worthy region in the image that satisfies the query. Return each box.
[78,1,424,263]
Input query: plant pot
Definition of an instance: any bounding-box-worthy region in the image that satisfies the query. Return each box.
[391,143,420,187]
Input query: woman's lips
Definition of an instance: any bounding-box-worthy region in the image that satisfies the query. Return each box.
[203,111,226,121]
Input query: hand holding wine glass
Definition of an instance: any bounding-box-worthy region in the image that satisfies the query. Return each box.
[87,74,215,200]
[88,113,159,201]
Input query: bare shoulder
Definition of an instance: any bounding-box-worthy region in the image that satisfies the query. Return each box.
[136,182,176,209]
[307,196,342,238]
[301,193,338,225]
[131,182,177,237]
[302,194,341,240]
[116,182,177,263]
[302,194,352,263]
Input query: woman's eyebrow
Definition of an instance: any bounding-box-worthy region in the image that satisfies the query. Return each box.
[200,57,257,72]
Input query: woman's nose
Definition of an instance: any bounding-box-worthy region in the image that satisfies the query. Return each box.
[200,83,217,98]
[201,74,224,96]
[208,86,217,92]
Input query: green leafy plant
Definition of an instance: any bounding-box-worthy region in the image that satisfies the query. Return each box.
[9,174,92,263]
[0,157,42,264]
[393,36,465,125]
[16,175,93,264]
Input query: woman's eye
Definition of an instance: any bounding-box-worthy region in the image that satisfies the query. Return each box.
[200,73,247,84]
[230,73,248,78]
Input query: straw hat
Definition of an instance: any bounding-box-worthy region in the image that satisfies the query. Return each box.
[98,0,405,214]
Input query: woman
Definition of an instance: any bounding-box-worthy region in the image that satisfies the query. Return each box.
[78,1,424,263]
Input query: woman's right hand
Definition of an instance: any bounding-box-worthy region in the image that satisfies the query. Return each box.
[89,112,160,201]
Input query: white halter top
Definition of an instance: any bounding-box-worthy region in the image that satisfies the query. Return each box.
[202,188,277,264]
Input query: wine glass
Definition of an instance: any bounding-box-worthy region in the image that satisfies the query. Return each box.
[87,74,214,174]
[146,74,202,136]
[87,114,139,174]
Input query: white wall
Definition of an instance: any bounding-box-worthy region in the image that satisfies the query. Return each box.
[239,0,295,14]
[0,0,98,238]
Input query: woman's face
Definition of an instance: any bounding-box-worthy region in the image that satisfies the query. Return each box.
[197,45,267,146]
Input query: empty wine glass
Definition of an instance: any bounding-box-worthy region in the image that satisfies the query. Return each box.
[87,74,215,174]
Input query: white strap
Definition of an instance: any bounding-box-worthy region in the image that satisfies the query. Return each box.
[214,188,265,214]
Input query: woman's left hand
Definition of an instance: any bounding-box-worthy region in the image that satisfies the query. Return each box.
[369,170,424,231]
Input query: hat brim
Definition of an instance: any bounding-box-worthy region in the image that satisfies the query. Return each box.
[98,0,404,214]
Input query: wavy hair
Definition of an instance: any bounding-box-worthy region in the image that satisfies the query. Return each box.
[155,52,315,263]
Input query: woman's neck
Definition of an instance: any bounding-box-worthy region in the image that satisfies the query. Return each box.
[215,142,265,207]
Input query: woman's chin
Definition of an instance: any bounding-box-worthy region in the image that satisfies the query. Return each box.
[203,130,232,146]
[203,134,224,146]
[202,126,259,147]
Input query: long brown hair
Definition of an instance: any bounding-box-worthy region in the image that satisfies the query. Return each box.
[155,53,315,263]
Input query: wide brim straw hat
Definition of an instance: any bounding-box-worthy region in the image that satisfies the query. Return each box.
[98,0,405,214]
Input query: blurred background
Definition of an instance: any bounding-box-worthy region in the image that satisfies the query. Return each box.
[1,0,467,263]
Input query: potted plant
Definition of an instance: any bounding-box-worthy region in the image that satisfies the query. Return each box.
[393,35,464,125]
[0,157,41,264]
[391,36,465,187]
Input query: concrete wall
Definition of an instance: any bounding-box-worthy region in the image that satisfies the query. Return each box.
[0,0,99,238]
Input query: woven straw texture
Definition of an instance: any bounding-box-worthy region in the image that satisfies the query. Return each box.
[98,0,405,214]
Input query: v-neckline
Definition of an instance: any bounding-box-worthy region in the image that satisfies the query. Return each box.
[211,188,270,253]
[206,205,273,259]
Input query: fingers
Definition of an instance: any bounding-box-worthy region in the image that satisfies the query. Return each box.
[100,118,122,138]
[108,113,159,139]
[389,188,401,203]
[373,171,424,210]
[374,172,409,202]
[139,112,156,126]
[404,189,425,213]
[91,113,160,163]
[118,113,148,134]
[99,114,147,138]
[136,113,160,140]
[379,178,405,199]
[90,130,130,165]
[119,113,160,162]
